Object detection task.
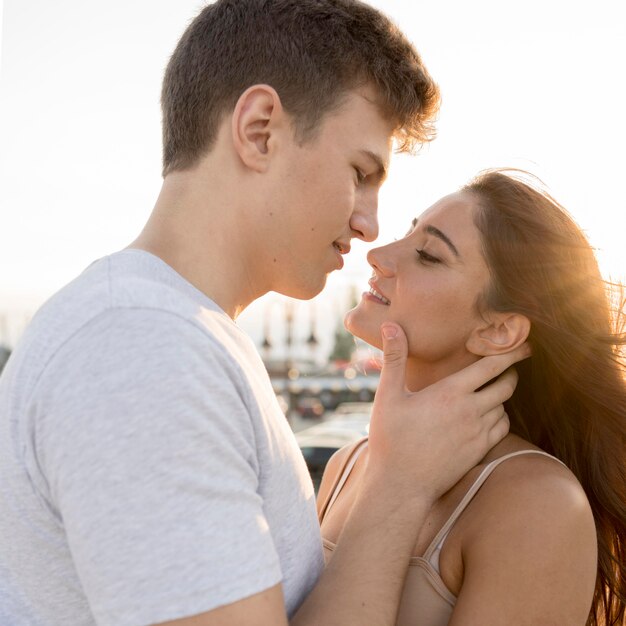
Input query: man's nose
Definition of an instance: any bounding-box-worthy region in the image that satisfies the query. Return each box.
[349,193,379,242]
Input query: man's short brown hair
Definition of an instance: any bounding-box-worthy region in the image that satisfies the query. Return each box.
[161,0,440,176]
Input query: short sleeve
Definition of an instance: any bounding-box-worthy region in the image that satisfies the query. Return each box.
[34,308,283,626]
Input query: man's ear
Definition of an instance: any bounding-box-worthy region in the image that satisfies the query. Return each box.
[466,312,531,356]
[231,84,284,172]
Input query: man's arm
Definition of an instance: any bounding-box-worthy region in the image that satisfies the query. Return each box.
[154,323,527,626]
[154,585,289,626]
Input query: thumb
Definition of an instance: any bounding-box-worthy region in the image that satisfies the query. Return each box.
[377,323,408,397]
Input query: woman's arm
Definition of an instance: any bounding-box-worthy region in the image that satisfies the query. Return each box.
[448,455,597,626]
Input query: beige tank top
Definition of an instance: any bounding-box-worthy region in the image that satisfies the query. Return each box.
[318,438,565,626]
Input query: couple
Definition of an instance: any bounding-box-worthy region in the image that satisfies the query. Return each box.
[0,1,623,625]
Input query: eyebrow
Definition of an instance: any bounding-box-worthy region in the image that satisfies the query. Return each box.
[359,150,388,182]
[412,219,460,258]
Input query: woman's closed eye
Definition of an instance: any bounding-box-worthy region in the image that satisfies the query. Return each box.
[415,248,441,264]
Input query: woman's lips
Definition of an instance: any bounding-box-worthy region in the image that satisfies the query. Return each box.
[363,286,390,305]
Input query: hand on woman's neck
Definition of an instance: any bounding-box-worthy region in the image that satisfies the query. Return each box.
[404,352,482,393]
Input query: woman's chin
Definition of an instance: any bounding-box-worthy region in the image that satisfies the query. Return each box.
[344,308,384,350]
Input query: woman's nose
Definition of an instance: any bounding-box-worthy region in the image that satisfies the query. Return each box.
[367,243,397,277]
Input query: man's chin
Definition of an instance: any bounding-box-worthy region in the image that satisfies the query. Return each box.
[274,275,328,301]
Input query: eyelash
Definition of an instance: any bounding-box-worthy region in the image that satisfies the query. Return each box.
[354,168,366,184]
[415,248,440,264]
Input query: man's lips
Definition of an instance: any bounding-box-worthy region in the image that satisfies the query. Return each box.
[332,241,350,269]
[333,241,351,255]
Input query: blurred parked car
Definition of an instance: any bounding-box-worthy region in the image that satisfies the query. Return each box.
[332,401,373,416]
[295,413,370,489]
[295,397,325,419]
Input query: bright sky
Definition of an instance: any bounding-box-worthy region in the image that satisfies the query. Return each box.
[1,0,625,353]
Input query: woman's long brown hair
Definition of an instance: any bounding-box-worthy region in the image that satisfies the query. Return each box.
[465,170,626,625]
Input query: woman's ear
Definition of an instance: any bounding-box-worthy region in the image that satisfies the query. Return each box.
[466,312,531,356]
[231,84,284,172]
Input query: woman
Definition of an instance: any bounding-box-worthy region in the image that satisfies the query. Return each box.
[317,170,626,625]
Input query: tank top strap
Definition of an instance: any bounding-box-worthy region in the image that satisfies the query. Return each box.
[423,449,566,561]
[318,437,369,523]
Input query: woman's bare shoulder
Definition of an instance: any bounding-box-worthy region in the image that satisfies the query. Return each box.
[490,441,587,500]
[462,444,596,557]
[445,445,597,624]
[465,442,594,540]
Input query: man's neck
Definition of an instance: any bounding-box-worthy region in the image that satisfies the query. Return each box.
[129,168,270,319]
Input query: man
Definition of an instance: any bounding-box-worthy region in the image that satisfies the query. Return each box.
[0,1,524,625]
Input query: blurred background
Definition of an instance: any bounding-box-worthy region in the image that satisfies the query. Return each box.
[1,0,625,483]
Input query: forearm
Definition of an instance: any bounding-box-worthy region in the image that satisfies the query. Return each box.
[291,473,430,626]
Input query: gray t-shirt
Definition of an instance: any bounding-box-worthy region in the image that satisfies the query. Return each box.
[0,250,323,626]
